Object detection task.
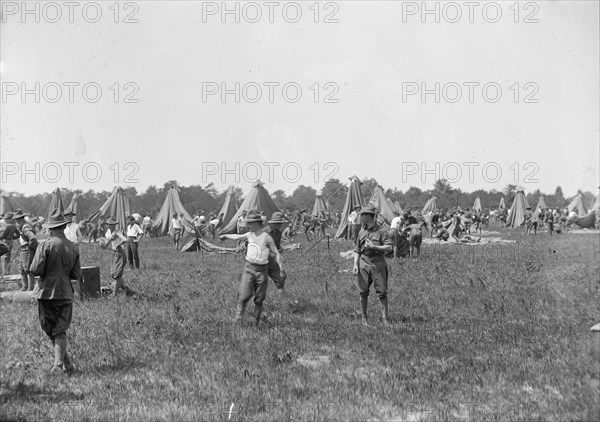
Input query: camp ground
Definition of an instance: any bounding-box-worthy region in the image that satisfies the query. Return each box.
[1,179,598,421]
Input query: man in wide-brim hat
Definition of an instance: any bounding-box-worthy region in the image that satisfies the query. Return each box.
[220,210,284,326]
[30,210,81,373]
[0,212,20,278]
[352,203,393,326]
[264,212,291,303]
[100,217,136,297]
[13,209,38,291]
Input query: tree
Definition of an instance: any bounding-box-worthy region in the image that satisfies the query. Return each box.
[290,185,316,211]
[321,178,347,212]
[271,189,293,211]
[361,178,379,202]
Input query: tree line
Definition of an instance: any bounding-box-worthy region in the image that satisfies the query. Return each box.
[2,178,596,220]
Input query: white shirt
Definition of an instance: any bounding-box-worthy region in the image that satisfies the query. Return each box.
[171,217,183,230]
[126,223,144,241]
[348,211,357,224]
[64,223,82,244]
[245,231,271,265]
[390,216,402,231]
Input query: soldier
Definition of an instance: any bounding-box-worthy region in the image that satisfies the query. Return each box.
[352,204,393,326]
[13,210,38,291]
[100,217,136,297]
[30,211,81,373]
[264,212,290,303]
[220,210,283,326]
[0,212,20,278]
[126,216,144,270]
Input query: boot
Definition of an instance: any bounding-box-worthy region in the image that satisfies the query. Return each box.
[53,334,67,370]
[234,302,246,323]
[63,352,75,373]
[20,273,28,291]
[380,297,390,326]
[27,274,36,291]
[254,304,264,327]
[360,296,369,325]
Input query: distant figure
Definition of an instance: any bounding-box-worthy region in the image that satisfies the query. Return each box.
[14,210,38,291]
[0,212,20,278]
[169,213,183,249]
[101,217,136,297]
[142,214,152,238]
[63,212,83,244]
[126,216,144,269]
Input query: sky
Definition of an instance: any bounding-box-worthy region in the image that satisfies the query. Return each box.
[1,0,599,200]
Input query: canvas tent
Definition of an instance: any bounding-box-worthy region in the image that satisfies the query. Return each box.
[422,196,437,214]
[535,196,547,212]
[567,193,586,217]
[334,176,364,240]
[46,188,65,221]
[152,186,194,236]
[65,193,80,223]
[593,195,600,212]
[473,197,482,212]
[311,191,328,218]
[87,187,131,231]
[394,201,403,214]
[369,185,397,225]
[0,192,16,215]
[218,181,288,235]
[506,186,529,228]
[499,197,506,210]
[216,187,238,229]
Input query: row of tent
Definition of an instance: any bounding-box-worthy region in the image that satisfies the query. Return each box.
[3,181,599,236]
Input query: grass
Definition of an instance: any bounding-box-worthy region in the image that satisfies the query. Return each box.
[1,225,599,421]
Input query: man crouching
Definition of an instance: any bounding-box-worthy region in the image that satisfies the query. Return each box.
[30,210,81,373]
[352,204,393,326]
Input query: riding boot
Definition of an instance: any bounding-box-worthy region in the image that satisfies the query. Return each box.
[20,273,28,291]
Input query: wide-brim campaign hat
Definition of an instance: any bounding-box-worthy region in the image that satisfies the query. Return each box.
[244,210,263,223]
[42,211,68,229]
[12,209,25,219]
[105,217,119,225]
[268,212,287,224]
[360,204,379,215]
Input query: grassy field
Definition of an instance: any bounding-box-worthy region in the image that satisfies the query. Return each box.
[1,226,599,421]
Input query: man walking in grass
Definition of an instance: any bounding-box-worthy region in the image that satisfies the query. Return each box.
[101,217,136,297]
[352,204,393,326]
[30,210,81,373]
[220,210,283,326]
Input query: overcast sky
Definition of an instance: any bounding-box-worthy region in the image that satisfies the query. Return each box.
[1,0,598,199]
